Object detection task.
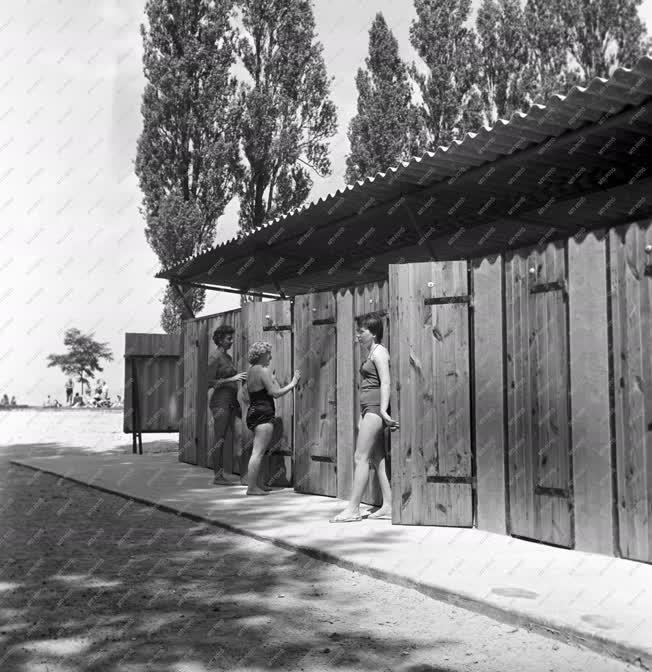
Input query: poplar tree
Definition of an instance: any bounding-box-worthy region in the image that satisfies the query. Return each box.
[556,0,646,81]
[476,0,535,124]
[135,0,242,332]
[409,0,484,147]
[524,0,647,104]
[235,0,337,233]
[345,13,426,184]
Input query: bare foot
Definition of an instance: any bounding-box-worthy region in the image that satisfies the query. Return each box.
[246,487,270,496]
[368,505,391,519]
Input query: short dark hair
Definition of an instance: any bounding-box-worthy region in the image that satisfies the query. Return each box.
[356,312,384,343]
[213,324,235,346]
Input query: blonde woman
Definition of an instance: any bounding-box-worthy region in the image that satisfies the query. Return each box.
[244,341,300,496]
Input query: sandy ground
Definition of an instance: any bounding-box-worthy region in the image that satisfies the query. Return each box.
[0,409,641,672]
[0,407,179,455]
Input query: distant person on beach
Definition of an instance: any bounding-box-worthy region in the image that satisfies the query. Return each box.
[65,379,73,405]
[44,395,52,407]
[244,341,300,496]
[207,325,247,486]
[72,392,84,407]
[53,399,62,408]
[1,394,9,406]
[10,396,16,406]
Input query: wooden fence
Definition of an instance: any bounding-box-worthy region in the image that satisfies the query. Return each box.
[175,218,652,563]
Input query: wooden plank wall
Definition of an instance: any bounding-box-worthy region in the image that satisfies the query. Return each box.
[203,310,243,472]
[194,302,293,486]
[195,320,210,467]
[123,332,184,434]
[179,320,199,464]
[471,256,506,534]
[336,288,355,500]
[610,221,652,563]
[568,230,614,555]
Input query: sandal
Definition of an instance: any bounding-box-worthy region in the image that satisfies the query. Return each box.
[329,512,363,523]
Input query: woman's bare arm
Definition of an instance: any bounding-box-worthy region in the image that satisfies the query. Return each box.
[261,367,297,399]
[373,347,397,427]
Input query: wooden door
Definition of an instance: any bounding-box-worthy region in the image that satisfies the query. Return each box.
[610,221,652,562]
[241,300,294,488]
[388,261,473,526]
[504,241,572,547]
[294,291,337,496]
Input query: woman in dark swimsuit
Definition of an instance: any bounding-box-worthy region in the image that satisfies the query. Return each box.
[207,325,247,485]
[330,313,398,522]
[244,341,300,496]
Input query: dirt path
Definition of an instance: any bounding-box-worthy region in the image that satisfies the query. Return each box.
[0,426,638,672]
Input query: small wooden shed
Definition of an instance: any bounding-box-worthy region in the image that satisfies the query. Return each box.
[146,57,652,564]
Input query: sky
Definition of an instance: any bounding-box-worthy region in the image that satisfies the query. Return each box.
[1,0,652,406]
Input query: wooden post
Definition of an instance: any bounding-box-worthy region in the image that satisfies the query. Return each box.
[568,230,614,555]
[472,255,507,534]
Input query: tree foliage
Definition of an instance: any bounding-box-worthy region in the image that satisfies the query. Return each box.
[345,13,426,184]
[235,0,338,233]
[476,0,535,124]
[135,0,242,330]
[410,0,483,147]
[46,329,114,396]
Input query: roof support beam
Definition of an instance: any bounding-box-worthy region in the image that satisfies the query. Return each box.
[169,277,284,300]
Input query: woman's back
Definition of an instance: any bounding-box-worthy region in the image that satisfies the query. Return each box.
[247,364,267,396]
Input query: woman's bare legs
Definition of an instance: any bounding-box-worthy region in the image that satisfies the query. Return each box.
[211,406,234,485]
[334,413,383,519]
[246,423,273,495]
[368,428,392,518]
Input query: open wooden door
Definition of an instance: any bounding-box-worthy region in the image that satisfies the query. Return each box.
[389,261,474,526]
[294,291,337,496]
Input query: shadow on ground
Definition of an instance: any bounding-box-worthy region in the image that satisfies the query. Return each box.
[0,449,462,672]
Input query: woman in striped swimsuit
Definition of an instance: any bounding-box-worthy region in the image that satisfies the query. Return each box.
[330,313,398,522]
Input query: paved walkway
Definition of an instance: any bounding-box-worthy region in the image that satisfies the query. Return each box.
[11,451,652,670]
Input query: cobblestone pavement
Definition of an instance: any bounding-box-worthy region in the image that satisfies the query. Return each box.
[0,436,641,672]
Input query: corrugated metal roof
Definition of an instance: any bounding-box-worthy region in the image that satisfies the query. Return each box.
[158,55,652,296]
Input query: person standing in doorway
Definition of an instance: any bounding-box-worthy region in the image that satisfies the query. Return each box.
[244,341,300,496]
[330,313,398,523]
[65,378,73,405]
[207,325,247,485]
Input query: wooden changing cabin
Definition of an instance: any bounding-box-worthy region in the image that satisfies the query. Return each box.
[133,56,652,564]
